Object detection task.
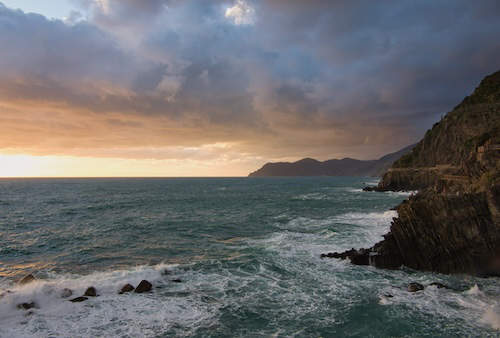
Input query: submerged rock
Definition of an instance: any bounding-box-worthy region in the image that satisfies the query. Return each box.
[362,186,381,192]
[60,288,73,298]
[18,274,36,285]
[134,280,152,293]
[119,284,135,294]
[408,282,424,292]
[70,296,88,303]
[429,282,449,289]
[17,302,37,310]
[84,287,97,297]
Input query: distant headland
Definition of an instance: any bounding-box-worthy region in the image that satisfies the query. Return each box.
[248,144,415,177]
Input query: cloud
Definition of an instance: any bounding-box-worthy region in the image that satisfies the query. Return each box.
[0,0,499,169]
[225,0,255,25]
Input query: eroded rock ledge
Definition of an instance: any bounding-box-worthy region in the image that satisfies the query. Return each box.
[323,187,500,275]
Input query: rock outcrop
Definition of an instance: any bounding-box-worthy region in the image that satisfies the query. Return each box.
[323,70,500,276]
[17,302,37,310]
[407,283,424,292]
[84,287,97,297]
[134,280,152,293]
[119,284,135,294]
[18,274,36,285]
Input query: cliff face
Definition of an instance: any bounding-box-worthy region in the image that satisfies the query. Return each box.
[323,70,500,276]
[248,144,414,177]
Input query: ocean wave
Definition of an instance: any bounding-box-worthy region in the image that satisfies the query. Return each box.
[292,193,329,200]
[364,179,380,186]
[273,210,396,251]
[0,264,218,337]
[378,282,500,332]
[385,190,418,197]
[345,188,363,193]
[332,210,397,226]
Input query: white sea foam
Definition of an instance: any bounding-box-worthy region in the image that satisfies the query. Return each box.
[482,306,500,329]
[364,179,380,186]
[377,280,500,333]
[293,193,329,200]
[465,284,483,296]
[0,264,219,338]
[271,210,396,254]
[329,210,397,250]
[385,190,418,197]
[345,188,363,193]
[332,210,397,227]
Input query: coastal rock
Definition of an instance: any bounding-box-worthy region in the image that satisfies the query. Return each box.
[70,296,88,303]
[119,284,135,294]
[323,70,500,277]
[60,288,73,298]
[84,287,97,297]
[408,283,424,292]
[18,274,36,285]
[134,280,152,293]
[320,248,371,266]
[17,302,37,310]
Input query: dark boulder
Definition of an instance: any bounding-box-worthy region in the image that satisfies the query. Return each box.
[408,282,424,292]
[350,249,370,265]
[60,288,73,298]
[17,302,37,310]
[70,296,88,303]
[119,284,135,294]
[84,287,97,297]
[134,280,152,293]
[18,274,36,285]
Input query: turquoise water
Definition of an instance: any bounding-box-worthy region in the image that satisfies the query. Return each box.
[0,177,499,337]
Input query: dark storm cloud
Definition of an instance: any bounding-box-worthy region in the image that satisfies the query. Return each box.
[0,0,499,161]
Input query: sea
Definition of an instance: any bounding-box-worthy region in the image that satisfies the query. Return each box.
[0,177,499,337]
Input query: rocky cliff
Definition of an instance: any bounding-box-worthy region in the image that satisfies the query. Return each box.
[248,144,414,177]
[323,70,500,276]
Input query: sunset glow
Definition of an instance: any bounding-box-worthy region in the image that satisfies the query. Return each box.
[0,154,259,177]
[0,1,499,177]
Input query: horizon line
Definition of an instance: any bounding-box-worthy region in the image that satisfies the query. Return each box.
[0,176,250,179]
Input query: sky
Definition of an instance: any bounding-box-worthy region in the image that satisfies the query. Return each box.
[0,0,499,177]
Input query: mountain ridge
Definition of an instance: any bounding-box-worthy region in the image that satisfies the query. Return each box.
[248,144,415,177]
